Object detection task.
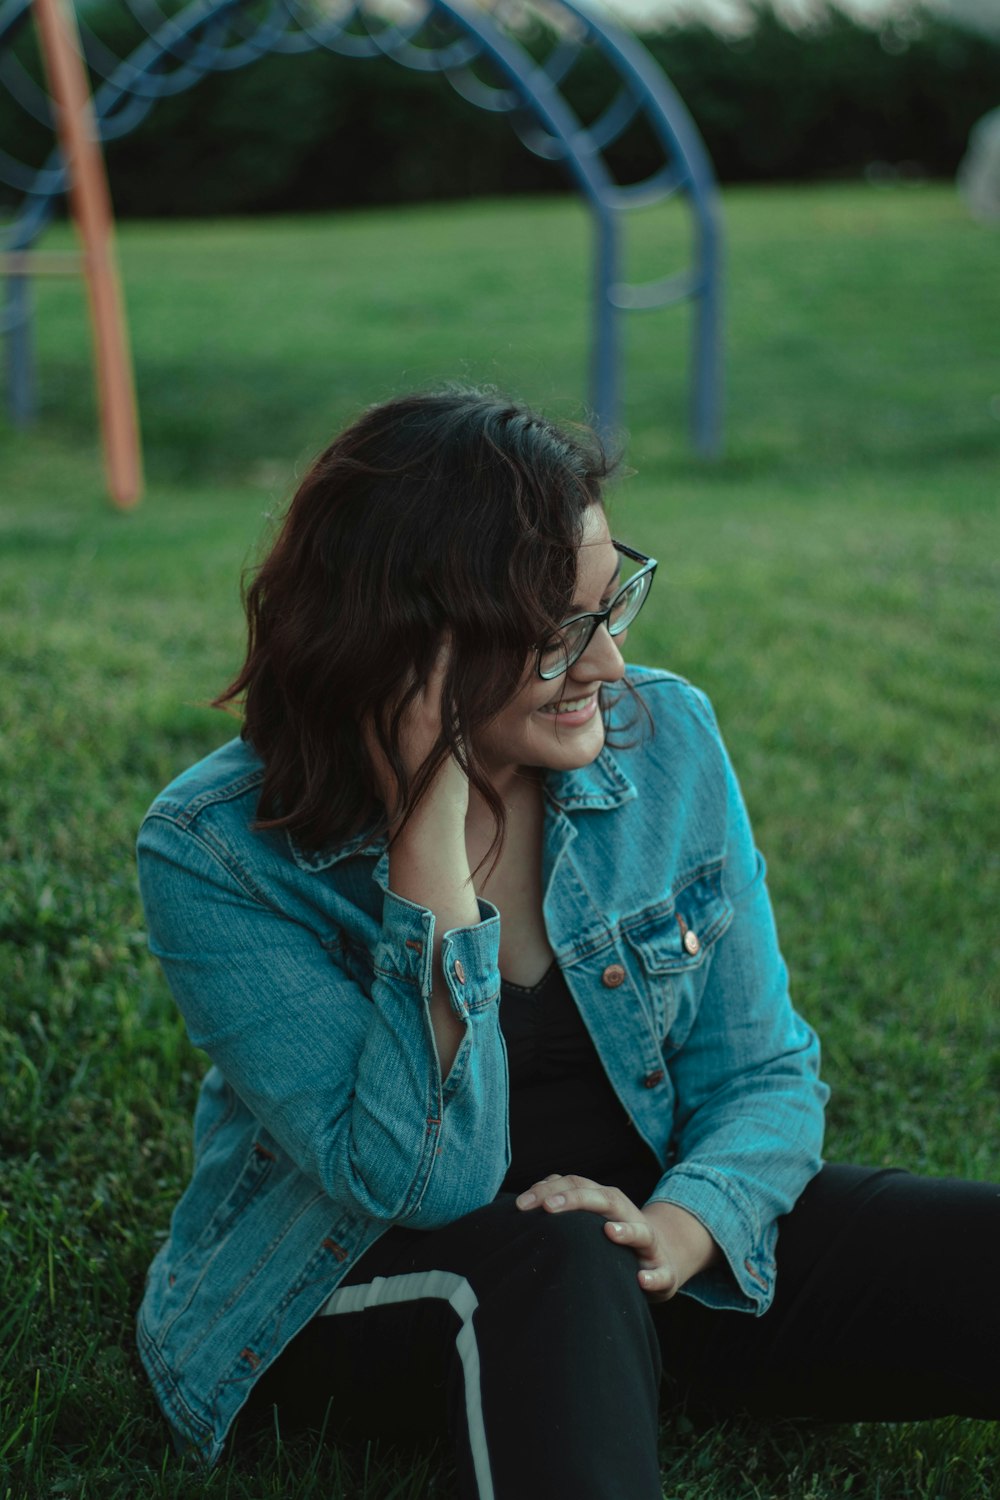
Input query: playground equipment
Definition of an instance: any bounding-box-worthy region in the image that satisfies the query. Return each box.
[0,0,724,508]
[2,0,141,505]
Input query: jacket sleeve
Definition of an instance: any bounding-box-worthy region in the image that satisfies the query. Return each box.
[136,809,510,1230]
[645,688,829,1314]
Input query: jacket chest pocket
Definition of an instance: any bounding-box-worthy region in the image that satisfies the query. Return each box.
[621,867,732,1049]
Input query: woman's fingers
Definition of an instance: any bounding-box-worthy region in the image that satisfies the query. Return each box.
[606,1223,681,1299]
[607,1216,686,1300]
[515,1175,637,1222]
[515,1174,605,1211]
[635,1262,680,1302]
[604,1217,655,1249]
[367,634,469,830]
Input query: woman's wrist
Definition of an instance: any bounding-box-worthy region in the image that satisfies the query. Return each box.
[389,817,477,918]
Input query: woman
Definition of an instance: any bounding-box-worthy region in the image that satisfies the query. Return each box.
[136,390,996,1498]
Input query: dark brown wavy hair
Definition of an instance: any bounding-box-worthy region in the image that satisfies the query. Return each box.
[214,388,629,856]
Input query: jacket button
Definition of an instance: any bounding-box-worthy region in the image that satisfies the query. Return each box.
[643,1069,665,1088]
[744,1258,767,1287]
[453,959,466,984]
[601,963,625,988]
[683,929,701,956]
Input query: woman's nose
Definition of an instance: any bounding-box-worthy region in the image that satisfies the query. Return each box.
[578,623,626,681]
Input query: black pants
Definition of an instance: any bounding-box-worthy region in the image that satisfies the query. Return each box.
[240,1166,1000,1499]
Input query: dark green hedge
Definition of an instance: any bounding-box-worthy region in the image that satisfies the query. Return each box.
[0,2,997,216]
[645,5,999,183]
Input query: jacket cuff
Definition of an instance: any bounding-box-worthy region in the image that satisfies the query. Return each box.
[376,889,501,1019]
[440,900,501,1018]
[374,887,437,991]
[645,1164,778,1314]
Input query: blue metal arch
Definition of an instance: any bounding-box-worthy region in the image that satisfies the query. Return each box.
[0,0,722,453]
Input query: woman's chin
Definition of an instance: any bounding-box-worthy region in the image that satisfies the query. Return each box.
[537,717,606,771]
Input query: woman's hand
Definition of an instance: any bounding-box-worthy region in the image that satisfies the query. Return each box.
[364,641,469,834]
[515,1173,721,1302]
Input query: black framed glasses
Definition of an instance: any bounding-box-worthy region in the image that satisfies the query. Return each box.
[535,540,658,680]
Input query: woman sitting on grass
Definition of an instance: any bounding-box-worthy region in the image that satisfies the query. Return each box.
[135,389,997,1497]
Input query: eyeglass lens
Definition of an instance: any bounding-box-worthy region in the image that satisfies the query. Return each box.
[538,568,652,678]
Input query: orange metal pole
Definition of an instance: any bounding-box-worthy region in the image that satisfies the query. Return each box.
[33,0,143,508]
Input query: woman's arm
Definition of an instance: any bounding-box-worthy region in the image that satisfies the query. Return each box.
[137,806,508,1231]
[642,686,829,1311]
[370,645,481,1078]
[386,756,479,1080]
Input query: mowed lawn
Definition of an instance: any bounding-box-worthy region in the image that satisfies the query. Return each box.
[1,183,998,1498]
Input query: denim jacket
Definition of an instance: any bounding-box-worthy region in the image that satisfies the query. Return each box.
[135,667,828,1463]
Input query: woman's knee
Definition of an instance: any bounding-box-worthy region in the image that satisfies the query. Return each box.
[501,1200,644,1300]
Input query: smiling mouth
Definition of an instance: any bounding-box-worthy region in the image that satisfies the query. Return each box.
[538,693,596,716]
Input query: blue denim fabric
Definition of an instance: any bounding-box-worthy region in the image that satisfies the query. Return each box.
[135,668,828,1462]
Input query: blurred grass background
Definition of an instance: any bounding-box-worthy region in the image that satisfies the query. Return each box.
[1,181,998,1496]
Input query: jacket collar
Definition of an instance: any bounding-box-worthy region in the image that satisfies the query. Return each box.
[286,823,388,873]
[286,745,636,873]
[544,744,637,813]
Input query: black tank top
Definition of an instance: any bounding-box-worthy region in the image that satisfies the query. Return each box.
[497,962,661,1204]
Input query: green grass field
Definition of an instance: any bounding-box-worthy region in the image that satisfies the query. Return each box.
[1,183,998,1498]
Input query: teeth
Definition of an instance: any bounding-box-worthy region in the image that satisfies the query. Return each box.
[541,695,593,714]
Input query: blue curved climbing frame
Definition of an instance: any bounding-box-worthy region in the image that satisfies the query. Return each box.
[0,0,723,454]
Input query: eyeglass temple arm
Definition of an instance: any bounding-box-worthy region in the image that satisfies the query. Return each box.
[612,538,654,566]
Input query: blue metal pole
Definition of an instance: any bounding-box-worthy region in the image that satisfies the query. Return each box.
[692,206,723,459]
[1,0,34,425]
[557,0,725,458]
[591,203,621,441]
